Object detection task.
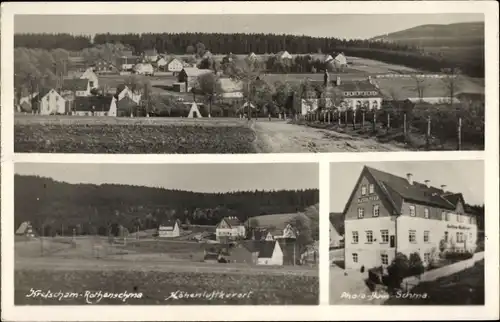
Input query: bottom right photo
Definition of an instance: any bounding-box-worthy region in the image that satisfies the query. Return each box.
[329,160,484,305]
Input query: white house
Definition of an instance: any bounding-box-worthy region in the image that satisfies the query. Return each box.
[34,88,66,115]
[16,221,35,237]
[333,53,348,66]
[257,240,284,266]
[332,77,383,111]
[18,93,38,113]
[216,216,246,241]
[276,51,293,60]
[143,49,159,63]
[133,63,154,76]
[324,54,334,63]
[80,68,99,89]
[167,58,184,74]
[116,86,142,104]
[158,219,181,238]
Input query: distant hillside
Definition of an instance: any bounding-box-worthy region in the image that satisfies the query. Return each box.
[14,175,319,236]
[371,22,484,48]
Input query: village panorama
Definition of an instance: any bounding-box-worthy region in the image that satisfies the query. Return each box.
[13,14,485,153]
[14,163,320,305]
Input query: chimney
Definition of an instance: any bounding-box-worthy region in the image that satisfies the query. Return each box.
[406,173,413,185]
[336,76,341,86]
[424,180,430,188]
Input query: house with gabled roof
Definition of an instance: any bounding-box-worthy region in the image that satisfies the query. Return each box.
[16,221,35,237]
[344,166,478,271]
[72,95,114,116]
[276,50,292,60]
[80,68,99,89]
[62,78,92,97]
[31,88,66,115]
[257,240,283,266]
[331,77,383,111]
[158,219,181,238]
[166,58,184,74]
[329,212,344,249]
[216,216,246,242]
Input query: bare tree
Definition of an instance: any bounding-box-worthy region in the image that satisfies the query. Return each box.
[197,72,221,117]
[441,67,462,105]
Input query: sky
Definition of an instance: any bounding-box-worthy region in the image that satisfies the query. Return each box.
[14,14,483,40]
[15,163,319,193]
[329,161,484,212]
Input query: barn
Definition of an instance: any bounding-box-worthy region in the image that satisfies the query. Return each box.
[257,240,284,266]
[177,68,213,92]
[158,219,181,238]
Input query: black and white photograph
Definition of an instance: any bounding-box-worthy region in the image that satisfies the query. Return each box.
[328,160,485,305]
[12,13,485,154]
[14,162,319,305]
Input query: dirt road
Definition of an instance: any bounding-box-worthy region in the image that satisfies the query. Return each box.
[252,120,406,153]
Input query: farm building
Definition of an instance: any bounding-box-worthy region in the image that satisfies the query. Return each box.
[80,68,99,89]
[333,53,348,66]
[276,51,293,60]
[229,240,260,264]
[330,77,383,111]
[344,166,478,271]
[114,95,140,117]
[154,56,168,70]
[118,56,142,71]
[158,219,181,238]
[133,63,154,76]
[177,68,213,92]
[216,216,246,242]
[166,58,184,74]
[31,88,66,115]
[218,78,244,98]
[329,212,344,248]
[16,221,35,237]
[72,95,114,116]
[62,78,92,97]
[116,85,142,104]
[247,213,306,241]
[187,102,203,118]
[257,240,284,266]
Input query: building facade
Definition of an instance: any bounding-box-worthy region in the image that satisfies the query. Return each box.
[216,216,246,241]
[344,166,478,271]
[332,78,383,111]
[158,219,181,238]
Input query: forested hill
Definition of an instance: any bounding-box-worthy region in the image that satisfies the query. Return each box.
[371,22,484,47]
[14,175,319,235]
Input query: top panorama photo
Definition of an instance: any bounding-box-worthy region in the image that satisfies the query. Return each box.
[13,14,485,154]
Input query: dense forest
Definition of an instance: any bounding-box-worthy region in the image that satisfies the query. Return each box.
[14,32,484,77]
[14,175,319,236]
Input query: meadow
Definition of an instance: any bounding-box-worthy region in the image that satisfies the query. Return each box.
[14,116,257,154]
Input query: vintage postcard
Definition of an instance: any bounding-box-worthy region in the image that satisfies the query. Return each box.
[1,1,499,322]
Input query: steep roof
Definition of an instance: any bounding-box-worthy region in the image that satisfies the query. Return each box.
[221,216,242,227]
[365,166,461,212]
[16,221,31,235]
[257,241,277,258]
[181,67,213,77]
[335,81,380,93]
[62,78,89,91]
[38,88,54,99]
[329,212,345,236]
[218,78,243,93]
[159,219,180,229]
[74,95,114,112]
[240,240,263,253]
[116,95,140,110]
[144,49,158,56]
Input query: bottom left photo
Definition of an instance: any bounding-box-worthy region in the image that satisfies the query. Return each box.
[13,162,319,305]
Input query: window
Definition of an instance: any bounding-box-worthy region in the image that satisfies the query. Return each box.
[366,231,373,243]
[424,231,430,243]
[409,230,416,243]
[444,231,449,242]
[424,253,431,263]
[356,100,362,108]
[445,212,450,221]
[358,208,365,219]
[372,100,379,109]
[352,253,358,263]
[424,208,429,219]
[469,232,473,241]
[373,205,380,217]
[456,232,463,243]
[361,185,367,196]
[381,254,389,265]
[89,81,94,87]
[352,231,359,244]
[409,205,416,217]
[369,184,374,194]
[380,230,389,243]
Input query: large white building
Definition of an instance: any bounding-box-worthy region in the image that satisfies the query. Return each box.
[344,166,478,271]
[215,216,246,241]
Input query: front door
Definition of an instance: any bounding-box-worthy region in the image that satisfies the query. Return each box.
[390,235,395,248]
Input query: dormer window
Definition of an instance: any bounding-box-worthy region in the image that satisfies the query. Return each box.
[361,185,367,196]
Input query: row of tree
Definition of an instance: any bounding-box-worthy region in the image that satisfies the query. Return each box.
[14,175,319,236]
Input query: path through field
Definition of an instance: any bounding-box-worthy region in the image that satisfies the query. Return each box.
[253,120,406,153]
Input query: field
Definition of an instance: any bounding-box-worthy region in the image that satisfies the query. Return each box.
[14,116,257,153]
[15,237,318,305]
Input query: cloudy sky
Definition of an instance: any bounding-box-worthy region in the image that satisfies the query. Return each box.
[330,161,484,212]
[15,163,318,193]
[14,13,483,40]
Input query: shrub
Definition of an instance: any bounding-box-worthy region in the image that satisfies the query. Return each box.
[368,266,383,284]
[386,252,410,290]
[408,252,425,276]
